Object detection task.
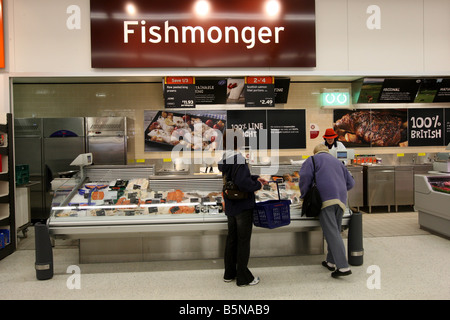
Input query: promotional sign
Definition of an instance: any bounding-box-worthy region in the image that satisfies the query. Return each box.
[164,77,196,108]
[274,78,290,104]
[244,77,275,107]
[226,109,306,149]
[226,110,267,149]
[414,78,439,103]
[433,78,450,103]
[356,78,384,103]
[333,109,408,147]
[90,0,316,68]
[194,79,227,105]
[267,110,306,149]
[408,108,444,146]
[356,78,450,104]
[378,79,421,103]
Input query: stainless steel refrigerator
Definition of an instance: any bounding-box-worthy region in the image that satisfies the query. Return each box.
[86,117,132,165]
[14,118,45,220]
[43,118,86,216]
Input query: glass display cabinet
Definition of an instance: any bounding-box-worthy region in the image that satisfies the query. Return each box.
[47,164,352,263]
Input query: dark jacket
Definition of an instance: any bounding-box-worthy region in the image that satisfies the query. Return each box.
[218,152,262,216]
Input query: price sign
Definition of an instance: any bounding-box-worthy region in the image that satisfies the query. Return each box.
[244,76,275,107]
[164,77,196,108]
[408,108,444,146]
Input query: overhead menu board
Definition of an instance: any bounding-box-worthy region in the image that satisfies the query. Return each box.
[194,79,228,105]
[355,78,450,104]
[433,79,450,103]
[164,77,196,109]
[274,78,291,104]
[244,77,275,108]
[378,78,421,103]
[164,77,290,107]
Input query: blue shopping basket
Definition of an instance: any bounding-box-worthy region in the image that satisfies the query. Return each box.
[253,180,291,229]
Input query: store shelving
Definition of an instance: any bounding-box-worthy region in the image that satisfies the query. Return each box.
[0,113,16,260]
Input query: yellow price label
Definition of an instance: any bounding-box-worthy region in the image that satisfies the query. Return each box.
[136,159,145,163]
[418,153,426,157]
[397,153,404,157]
[163,158,172,162]
[302,155,309,159]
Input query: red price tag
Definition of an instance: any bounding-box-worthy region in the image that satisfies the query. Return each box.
[245,76,274,85]
[165,76,195,85]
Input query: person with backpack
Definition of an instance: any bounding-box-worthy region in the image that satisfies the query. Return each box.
[299,144,355,278]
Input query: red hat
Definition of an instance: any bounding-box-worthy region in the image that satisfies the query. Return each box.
[323,128,338,139]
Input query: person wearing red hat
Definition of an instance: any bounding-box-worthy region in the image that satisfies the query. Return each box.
[323,128,346,151]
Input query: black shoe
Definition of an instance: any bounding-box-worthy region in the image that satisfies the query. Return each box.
[322,261,336,271]
[331,269,352,278]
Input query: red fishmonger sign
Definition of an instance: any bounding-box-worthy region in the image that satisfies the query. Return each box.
[90,0,316,68]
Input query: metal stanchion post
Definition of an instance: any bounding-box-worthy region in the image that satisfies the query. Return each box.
[34,222,53,280]
[347,211,364,266]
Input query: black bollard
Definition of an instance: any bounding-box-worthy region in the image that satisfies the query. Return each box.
[347,211,364,266]
[35,222,53,280]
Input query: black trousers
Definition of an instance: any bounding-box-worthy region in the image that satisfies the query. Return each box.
[224,209,254,285]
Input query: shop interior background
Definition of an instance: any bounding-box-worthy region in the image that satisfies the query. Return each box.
[11,80,447,163]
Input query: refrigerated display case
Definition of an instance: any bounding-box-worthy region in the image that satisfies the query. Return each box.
[47,164,353,263]
[415,174,450,238]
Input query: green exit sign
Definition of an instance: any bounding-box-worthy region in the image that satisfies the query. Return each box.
[321,90,350,107]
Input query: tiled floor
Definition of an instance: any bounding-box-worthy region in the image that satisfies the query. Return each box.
[345,210,430,238]
[1,210,449,300]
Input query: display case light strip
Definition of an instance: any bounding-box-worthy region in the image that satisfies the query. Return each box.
[52,204,139,210]
[140,202,200,208]
[52,202,219,211]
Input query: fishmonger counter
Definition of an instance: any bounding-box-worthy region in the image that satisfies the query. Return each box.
[47,164,352,263]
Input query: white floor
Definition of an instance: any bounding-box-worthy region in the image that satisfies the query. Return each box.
[1,211,449,300]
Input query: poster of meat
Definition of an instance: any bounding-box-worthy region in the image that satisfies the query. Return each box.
[333,109,408,147]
